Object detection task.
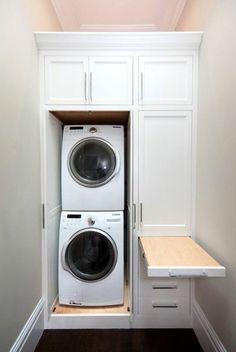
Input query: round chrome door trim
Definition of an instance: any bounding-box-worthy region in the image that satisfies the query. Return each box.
[67,137,120,188]
[61,228,118,283]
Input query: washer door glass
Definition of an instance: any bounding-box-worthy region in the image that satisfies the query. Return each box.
[69,139,117,187]
[65,230,117,282]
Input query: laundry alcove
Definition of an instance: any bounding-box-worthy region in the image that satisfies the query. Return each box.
[43,109,133,328]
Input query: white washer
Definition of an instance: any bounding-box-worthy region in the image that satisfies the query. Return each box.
[59,211,124,306]
[61,125,124,211]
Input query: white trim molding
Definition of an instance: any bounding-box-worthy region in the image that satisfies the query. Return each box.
[192,300,227,352]
[47,314,131,329]
[10,299,44,352]
[79,24,159,32]
[34,32,203,51]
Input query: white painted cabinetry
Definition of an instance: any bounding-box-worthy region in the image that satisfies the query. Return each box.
[45,56,88,104]
[137,250,190,327]
[139,56,193,105]
[138,111,192,236]
[45,55,133,105]
[89,57,133,105]
[35,32,211,329]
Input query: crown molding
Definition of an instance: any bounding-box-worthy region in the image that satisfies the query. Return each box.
[79,24,159,31]
[34,32,203,51]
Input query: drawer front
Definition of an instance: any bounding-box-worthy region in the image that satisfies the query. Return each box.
[138,296,190,317]
[139,278,190,299]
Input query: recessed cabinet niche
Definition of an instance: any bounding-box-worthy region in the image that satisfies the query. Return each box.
[45,56,133,105]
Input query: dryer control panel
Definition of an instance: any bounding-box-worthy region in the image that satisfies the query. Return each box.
[61,211,122,230]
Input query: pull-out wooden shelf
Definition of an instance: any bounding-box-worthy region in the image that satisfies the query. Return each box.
[139,236,225,278]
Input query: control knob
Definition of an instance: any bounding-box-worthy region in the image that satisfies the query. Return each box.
[88,217,95,226]
[89,127,97,133]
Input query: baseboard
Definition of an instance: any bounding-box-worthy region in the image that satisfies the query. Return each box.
[47,314,131,329]
[192,300,227,352]
[10,298,44,352]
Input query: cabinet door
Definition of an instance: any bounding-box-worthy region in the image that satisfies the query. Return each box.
[139,111,192,235]
[139,57,192,105]
[89,57,133,105]
[45,56,88,104]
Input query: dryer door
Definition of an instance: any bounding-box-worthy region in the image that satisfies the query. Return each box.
[62,229,118,282]
[68,137,119,187]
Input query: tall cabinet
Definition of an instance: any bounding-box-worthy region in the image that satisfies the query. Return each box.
[36,32,225,330]
[138,110,192,236]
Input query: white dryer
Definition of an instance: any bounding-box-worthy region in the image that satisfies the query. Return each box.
[61,125,124,211]
[59,211,124,306]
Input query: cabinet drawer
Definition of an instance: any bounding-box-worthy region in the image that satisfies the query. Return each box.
[138,296,190,317]
[139,278,190,299]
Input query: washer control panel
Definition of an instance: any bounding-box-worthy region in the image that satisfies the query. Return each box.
[64,125,124,138]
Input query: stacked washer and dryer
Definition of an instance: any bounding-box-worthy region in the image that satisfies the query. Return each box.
[59,125,125,306]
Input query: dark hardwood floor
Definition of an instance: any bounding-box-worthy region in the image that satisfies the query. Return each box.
[35,329,203,352]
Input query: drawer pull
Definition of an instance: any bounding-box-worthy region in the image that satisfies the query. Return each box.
[152,302,178,309]
[169,269,207,278]
[152,284,178,290]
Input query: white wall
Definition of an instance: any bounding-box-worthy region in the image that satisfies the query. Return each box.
[51,0,186,31]
[0,1,60,351]
[177,1,236,351]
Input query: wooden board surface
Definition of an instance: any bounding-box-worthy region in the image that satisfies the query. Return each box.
[50,110,129,125]
[53,282,129,314]
[139,236,221,267]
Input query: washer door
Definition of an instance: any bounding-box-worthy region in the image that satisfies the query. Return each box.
[68,137,120,187]
[62,229,117,282]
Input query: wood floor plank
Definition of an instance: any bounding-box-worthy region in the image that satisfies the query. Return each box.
[35,329,203,352]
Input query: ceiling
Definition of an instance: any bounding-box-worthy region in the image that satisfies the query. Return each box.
[51,0,187,31]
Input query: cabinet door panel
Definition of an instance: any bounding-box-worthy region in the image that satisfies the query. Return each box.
[45,56,88,104]
[89,57,133,105]
[139,111,192,235]
[139,57,192,105]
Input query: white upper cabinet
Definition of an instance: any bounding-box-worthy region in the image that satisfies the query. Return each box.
[139,111,192,236]
[139,56,193,105]
[89,57,133,105]
[45,56,88,105]
[44,56,133,105]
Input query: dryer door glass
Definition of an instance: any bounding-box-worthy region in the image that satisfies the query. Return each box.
[69,139,116,187]
[65,230,117,282]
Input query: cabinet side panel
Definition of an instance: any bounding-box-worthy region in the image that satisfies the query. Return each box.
[45,113,62,309]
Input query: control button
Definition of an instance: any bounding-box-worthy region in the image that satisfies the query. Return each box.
[89,127,97,134]
[88,217,96,226]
